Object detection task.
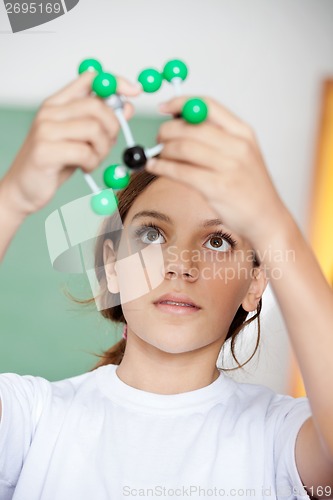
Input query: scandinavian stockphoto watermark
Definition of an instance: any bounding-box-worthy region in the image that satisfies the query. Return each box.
[162,245,296,282]
[3,0,80,32]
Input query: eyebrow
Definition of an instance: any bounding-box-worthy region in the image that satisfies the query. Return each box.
[130,210,224,228]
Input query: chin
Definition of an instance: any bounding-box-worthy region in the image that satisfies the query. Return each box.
[145,336,211,355]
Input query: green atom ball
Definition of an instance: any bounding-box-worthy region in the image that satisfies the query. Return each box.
[103,164,130,190]
[78,59,103,74]
[163,59,188,82]
[182,98,208,124]
[138,68,163,93]
[92,72,117,98]
[90,190,119,216]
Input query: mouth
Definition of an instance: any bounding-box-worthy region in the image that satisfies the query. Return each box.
[153,294,202,316]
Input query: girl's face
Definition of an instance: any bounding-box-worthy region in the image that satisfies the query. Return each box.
[104,177,264,354]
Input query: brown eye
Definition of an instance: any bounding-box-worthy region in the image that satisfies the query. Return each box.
[204,234,233,253]
[210,237,223,248]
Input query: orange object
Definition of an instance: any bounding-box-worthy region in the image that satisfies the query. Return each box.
[289,80,333,398]
[289,352,306,398]
[309,80,333,284]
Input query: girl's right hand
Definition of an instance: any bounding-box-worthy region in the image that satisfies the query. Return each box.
[1,71,141,216]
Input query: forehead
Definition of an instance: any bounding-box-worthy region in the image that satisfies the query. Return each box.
[125,177,217,224]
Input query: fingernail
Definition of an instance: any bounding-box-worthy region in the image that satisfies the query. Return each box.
[158,102,168,111]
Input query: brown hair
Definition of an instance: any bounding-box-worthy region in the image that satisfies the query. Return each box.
[71,170,262,372]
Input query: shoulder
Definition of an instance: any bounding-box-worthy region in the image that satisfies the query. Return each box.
[0,372,51,411]
[223,374,311,425]
[0,367,102,415]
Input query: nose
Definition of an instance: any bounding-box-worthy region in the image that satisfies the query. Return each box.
[162,251,199,282]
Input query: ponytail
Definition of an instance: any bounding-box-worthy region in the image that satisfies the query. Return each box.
[88,337,126,371]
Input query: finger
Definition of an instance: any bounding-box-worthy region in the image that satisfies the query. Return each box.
[36,119,113,159]
[37,97,120,139]
[159,139,227,173]
[43,140,100,173]
[47,72,141,107]
[38,97,135,138]
[116,75,142,97]
[158,119,247,157]
[159,96,254,140]
[46,72,97,106]
[145,157,218,202]
[58,165,76,185]
[122,101,135,121]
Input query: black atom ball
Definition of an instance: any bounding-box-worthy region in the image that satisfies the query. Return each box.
[123,146,147,170]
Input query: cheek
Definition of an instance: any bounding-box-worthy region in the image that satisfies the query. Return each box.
[114,257,150,304]
[115,241,165,304]
[201,260,253,309]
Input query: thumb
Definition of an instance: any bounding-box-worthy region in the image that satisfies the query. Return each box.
[46,71,97,106]
[47,72,142,107]
[116,75,142,97]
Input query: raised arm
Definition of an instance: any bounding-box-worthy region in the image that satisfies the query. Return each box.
[146,95,333,496]
[0,177,27,262]
[0,71,140,264]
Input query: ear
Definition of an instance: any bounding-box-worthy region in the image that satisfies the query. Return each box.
[241,266,268,312]
[103,239,120,294]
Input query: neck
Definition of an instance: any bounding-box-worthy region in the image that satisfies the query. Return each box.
[115,331,223,395]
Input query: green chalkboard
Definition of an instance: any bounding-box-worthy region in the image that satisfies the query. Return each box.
[0,106,164,381]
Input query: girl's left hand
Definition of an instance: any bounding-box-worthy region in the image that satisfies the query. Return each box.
[146,96,289,248]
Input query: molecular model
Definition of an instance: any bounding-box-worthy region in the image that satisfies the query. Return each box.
[77,58,208,216]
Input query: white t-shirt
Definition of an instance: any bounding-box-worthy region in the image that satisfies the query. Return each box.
[0,364,312,500]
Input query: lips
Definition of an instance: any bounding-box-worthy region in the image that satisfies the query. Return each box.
[153,293,201,309]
